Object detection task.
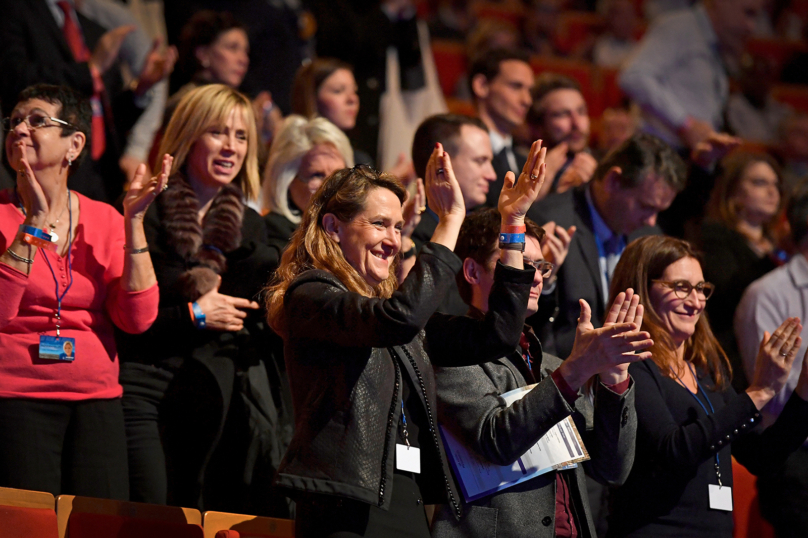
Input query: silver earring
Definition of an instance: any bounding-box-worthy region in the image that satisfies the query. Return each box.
[67,156,73,166]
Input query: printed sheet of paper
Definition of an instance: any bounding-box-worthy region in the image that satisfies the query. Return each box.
[441,383,590,502]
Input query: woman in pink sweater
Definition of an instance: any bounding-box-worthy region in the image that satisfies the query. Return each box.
[0,84,162,499]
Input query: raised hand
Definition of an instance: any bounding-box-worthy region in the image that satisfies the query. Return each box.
[557,296,653,391]
[600,289,646,384]
[123,153,172,221]
[91,25,136,75]
[556,151,597,194]
[134,39,178,96]
[14,140,48,227]
[196,276,260,331]
[401,177,426,239]
[747,317,803,409]
[498,139,547,225]
[424,143,464,221]
[540,221,576,281]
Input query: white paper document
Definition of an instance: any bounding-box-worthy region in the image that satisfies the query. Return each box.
[440,383,590,502]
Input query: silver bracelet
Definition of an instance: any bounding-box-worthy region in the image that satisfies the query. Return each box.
[6,247,34,264]
[124,245,149,254]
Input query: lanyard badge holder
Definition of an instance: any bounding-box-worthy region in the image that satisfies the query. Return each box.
[674,364,732,511]
[396,400,421,473]
[29,192,76,362]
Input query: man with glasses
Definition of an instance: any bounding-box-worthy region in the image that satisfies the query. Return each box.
[431,207,646,537]
[735,189,808,538]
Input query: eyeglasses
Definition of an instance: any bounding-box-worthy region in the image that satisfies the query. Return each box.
[652,279,715,300]
[524,259,554,278]
[3,113,76,132]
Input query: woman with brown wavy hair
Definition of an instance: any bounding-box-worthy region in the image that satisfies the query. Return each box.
[699,151,784,390]
[606,235,808,538]
[266,141,549,537]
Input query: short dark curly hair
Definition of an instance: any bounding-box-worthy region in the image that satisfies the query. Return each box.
[454,207,545,305]
[16,84,92,172]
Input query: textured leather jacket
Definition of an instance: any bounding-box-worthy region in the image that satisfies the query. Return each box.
[275,243,534,517]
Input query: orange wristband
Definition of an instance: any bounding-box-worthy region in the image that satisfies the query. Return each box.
[501,224,526,234]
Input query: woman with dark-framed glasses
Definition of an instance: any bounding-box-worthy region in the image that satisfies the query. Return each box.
[606,235,808,538]
[0,84,163,499]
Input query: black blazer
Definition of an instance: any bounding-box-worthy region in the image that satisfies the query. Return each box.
[0,0,145,202]
[527,186,659,357]
[486,145,527,208]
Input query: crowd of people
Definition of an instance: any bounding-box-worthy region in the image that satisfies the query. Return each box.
[2,0,808,537]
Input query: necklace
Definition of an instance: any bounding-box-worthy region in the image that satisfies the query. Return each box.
[47,192,70,243]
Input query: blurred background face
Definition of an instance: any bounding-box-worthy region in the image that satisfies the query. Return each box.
[288,143,346,211]
[450,125,497,209]
[537,88,590,151]
[481,60,534,132]
[316,69,359,132]
[710,0,764,55]
[732,161,780,224]
[650,257,707,347]
[197,28,249,88]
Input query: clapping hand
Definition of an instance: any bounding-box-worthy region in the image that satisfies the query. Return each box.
[540,221,576,281]
[196,275,260,332]
[498,139,547,225]
[401,178,426,239]
[424,143,464,222]
[13,140,48,227]
[123,153,172,221]
[747,317,802,409]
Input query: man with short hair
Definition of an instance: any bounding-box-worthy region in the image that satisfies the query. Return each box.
[527,73,598,199]
[619,0,764,150]
[431,207,645,538]
[468,48,534,206]
[735,189,808,538]
[528,133,686,358]
[409,113,499,314]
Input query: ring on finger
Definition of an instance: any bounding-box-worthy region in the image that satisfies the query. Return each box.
[530,173,539,180]
[437,168,445,175]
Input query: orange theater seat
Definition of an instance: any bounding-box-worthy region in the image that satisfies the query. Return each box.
[473,2,525,28]
[431,39,468,97]
[555,11,605,56]
[731,457,775,538]
[203,510,294,538]
[0,486,58,538]
[746,38,808,77]
[771,84,808,115]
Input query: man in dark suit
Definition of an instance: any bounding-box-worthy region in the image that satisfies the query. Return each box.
[528,133,686,358]
[526,73,598,198]
[0,0,173,203]
[409,113,498,315]
[468,48,533,207]
[432,207,646,538]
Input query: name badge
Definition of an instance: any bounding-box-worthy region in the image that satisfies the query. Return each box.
[39,335,76,362]
[396,444,420,474]
[708,484,733,511]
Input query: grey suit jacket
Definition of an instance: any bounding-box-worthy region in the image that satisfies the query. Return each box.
[431,331,636,538]
[527,186,660,357]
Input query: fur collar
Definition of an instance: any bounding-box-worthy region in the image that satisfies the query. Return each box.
[159,172,245,301]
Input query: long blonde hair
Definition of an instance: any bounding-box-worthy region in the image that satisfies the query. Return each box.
[159,83,261,201]
[265,166,407,336]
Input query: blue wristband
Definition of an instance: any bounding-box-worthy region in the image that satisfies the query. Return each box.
[499,232,526,244]
[191,302,206,329]
[19,225,52,241]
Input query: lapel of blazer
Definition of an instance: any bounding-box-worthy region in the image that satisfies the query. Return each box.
[571,188,604,308]
[35,0,80,62]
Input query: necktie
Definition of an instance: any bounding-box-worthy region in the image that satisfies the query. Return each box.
[498,145,518,174]
[603,234,623,282]
[56,1,106,160]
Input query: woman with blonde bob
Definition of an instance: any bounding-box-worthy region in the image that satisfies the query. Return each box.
[266,141,550,537]
[606,235,808,537]
[261,115,353,250]
[118,84,290,516]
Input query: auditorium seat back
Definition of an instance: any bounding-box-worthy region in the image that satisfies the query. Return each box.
[203,510,294,538]
[0,486,58,538]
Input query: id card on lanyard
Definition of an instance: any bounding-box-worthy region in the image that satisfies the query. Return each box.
[35,191,76,362]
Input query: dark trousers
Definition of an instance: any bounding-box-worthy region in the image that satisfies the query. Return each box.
[0,397,128,499]
[758,446,808,538]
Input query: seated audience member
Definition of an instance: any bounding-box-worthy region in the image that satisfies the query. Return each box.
[0,84,160,498]
[117,85,289,516]
[261,115,354,251]
[432,207,652,537]
[429,0,477,41]
[700,152,783,391]
[619,0,762,151]
[265,140,548,537]
[469,48,534,207]
[528,133,686,358]
[526,73,598,198]
[597,104,639,158]
[290,58,415,179]
[0,0,175,203]
[452,19,522,101]
[777,114,808,192]
[735,188,808,538]
[166,11,249,122]
[726,55,791,144]
[608,235,808,537]
[593,0,640,68]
